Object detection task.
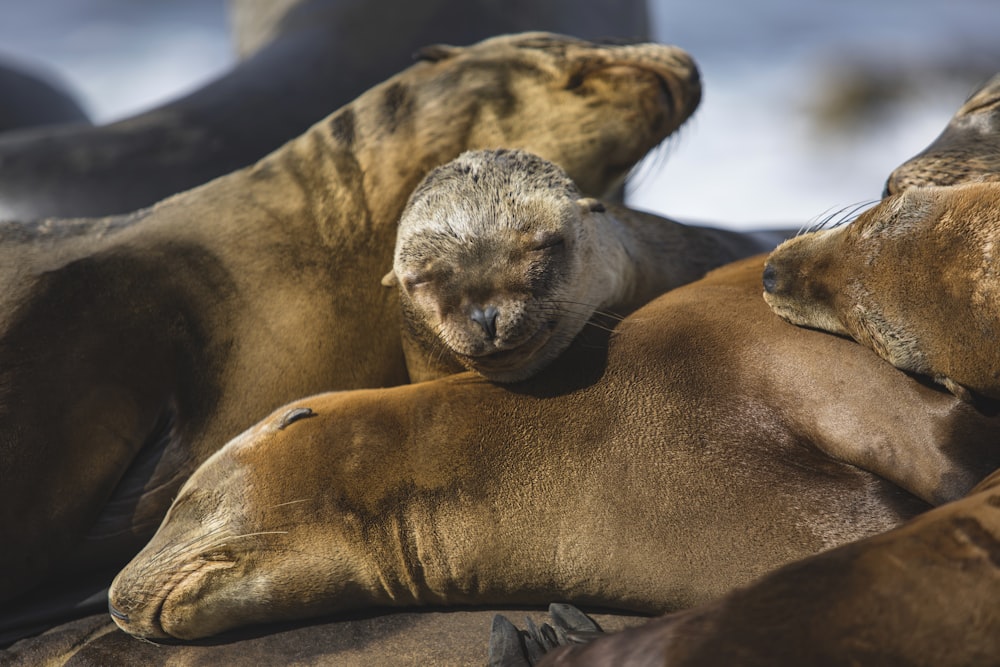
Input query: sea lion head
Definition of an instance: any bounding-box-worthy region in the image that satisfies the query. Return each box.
[404,32,701,197]
[385,149,615,382]
[107,401,374,641]
[763,182,1000,401]
[885,73,1000,196]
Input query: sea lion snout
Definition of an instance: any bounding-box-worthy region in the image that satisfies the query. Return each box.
[761,262,778,294]
[469,304,499,339]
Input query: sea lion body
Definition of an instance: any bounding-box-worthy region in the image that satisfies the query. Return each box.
[387,149,776,382]
[763,182,1000,401]
[509,470,1000,667]
[0,32,701,609]
[107,255,1000,641]
[0,0,650,220]
[885,73,1000,196]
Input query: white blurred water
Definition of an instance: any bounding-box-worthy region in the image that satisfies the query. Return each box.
[0,0,996,228]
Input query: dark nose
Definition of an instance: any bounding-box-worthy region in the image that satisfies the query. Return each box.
[762,263,778,294]
[108,598,130,623]
[470,305,499,339]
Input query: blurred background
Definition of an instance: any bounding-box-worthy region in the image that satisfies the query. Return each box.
[0,0,995,228]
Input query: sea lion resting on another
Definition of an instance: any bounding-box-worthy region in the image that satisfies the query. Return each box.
[0,32,702,607]
[489,79,1000,667]
[384,148,783,382]
[107,253,1000,642]
[763,181,1000,402]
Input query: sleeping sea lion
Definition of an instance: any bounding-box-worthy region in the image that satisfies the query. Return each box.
[106,255,1000,642]
[0,32,701,608]
[763,182,1000,402]
[0,0,650,219]
[384,148,781,382]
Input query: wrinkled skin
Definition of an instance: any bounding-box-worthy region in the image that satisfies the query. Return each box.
[107,256,1000,641]
[0,32,701,607]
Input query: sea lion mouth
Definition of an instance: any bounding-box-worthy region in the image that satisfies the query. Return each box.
[458,322,556,371]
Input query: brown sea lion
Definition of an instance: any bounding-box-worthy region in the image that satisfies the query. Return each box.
[493,470,1000,667]
[0,0,650,219]
[0,32,701,609]
[763,182,1000,402]
[884,73,1000,196]
[384,148,780,382]
[106,254,1000,642]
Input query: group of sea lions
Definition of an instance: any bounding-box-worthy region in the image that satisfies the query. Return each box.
[3,10,1000,667]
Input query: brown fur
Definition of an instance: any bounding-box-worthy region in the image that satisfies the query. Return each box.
[527,470,1000,667]
[763,182,1000,401]
[885,73,1000,196]
[384,149,779,382]
[107,255,1000,641]
[0,32,701,602]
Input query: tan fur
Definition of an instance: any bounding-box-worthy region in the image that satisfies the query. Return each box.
[764,182,1000,400]
[885,73,1000,196]
[0,32,702,602]
[107,256,1000,641]
[384,149,779,382]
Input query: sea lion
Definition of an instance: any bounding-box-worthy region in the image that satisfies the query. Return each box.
[384,148,781,382]
[490,469,1000,667]
[884,73,1000,196]
[0,0,649,219]
[107,255,1000,642]
[0,32,701,610]
[763,182,1000,402]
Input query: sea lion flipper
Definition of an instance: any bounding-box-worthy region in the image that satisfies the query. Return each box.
[487,614,532,667]
[547,602,601,635]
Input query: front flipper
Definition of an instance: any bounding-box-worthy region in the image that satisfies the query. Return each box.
[488,604,604,667]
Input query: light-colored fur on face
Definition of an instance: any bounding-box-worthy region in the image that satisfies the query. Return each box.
[764,182,1000,401]
[385,149,631,382]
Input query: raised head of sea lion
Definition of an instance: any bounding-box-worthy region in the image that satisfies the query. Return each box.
[0,0,651,220]
[107,255,1000,641]
[885,73,1000,196]
[383,148,778,382]
[762,182,1000,402]
[0,31,701,609]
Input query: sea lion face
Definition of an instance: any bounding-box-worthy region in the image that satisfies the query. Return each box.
[107,404,376,640]
[407,32,701,196]
[763,182,1000,400]
[390,150,611,382]
[885,73,1000,196]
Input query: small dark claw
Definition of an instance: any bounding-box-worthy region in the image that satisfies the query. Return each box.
[488,614,532,667]
[548,603,601,634]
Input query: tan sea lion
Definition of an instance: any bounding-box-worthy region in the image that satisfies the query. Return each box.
[384,148,781,382]
[763,182,1000,402]
[0,32,701,610]
[884,73,1000,196]
[0,0,650,219]
[106,254,1000,642]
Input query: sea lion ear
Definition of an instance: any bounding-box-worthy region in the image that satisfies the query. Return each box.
[413,43,460,62]
[576,198,606,215]
[939,376,976,404]
[381,270,399,288]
